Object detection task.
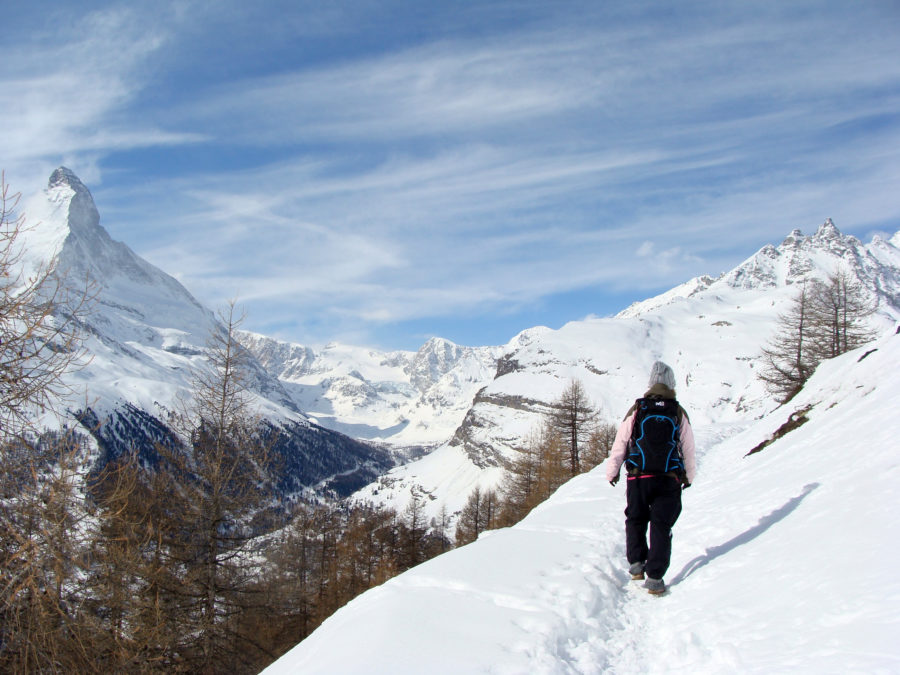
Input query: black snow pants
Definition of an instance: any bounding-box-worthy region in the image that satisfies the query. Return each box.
[625,474,683,580]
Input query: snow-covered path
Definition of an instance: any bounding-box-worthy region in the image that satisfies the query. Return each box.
[263,333,900,674]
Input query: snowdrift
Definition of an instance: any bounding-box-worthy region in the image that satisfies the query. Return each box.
[263,329,900,674]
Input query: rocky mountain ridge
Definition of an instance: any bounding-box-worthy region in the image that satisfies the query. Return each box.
[620,218,900,318]
[237,332,500,448]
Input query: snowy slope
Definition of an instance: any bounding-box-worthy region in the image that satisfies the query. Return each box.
[264,329,900,674]
[352,221,900,521]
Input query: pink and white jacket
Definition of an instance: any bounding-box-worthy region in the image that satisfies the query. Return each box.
[605,406,697,484]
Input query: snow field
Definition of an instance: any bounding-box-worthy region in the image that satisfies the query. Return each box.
[264,470,631,674]
[265,331,900,674]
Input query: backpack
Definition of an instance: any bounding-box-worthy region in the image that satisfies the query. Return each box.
[625,397,684,475]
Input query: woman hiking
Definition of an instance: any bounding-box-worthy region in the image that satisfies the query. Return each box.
[606,361,697,595]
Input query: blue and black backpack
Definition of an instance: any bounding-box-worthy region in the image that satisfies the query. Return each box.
[625,397,685,475]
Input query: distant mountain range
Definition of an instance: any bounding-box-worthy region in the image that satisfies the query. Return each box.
[235,333,500,451]
[19,168,900,508]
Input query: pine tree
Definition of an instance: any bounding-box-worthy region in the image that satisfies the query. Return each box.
[759,281,818,401]
[0,435,98,672]
[264,502,322,644]
[145,302,276,672]
[582,421,617,470]
[548,379,598,475]
[760,272,877,402]
[808,270,876,360]
[499,428,545,524]
[89,453,177,670]
[401,489,429,568]
[455,486,499,546]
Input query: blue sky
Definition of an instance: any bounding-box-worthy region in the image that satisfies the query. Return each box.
[2,1,899,351]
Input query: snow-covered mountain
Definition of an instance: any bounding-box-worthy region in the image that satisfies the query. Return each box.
[620,219,900,316]
[22,167,296,415]
[263,326,900,674]
[349,220,900,519]
[238,332,500,450]
[20,168,392,494]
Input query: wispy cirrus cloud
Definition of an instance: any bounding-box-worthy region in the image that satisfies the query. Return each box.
[0,5,202,190]
[184,38,601,144]
[4,0,900,348]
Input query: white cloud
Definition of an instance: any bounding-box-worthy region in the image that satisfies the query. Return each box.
[182,35,600,144]
[0,5,187,193]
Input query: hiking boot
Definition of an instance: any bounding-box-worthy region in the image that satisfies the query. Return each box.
[629,561,646,580]
[644,577,666,595]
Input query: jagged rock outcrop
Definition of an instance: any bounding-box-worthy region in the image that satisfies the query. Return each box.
[723,219,900,308]
[448,390,553,467]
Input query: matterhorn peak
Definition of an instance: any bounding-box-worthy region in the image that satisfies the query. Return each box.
[46,166,104,243]
[34,168,213,337]
[49,166,89,192]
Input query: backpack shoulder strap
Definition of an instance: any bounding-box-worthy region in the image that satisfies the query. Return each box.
[623,399,641,421]
[628,398,646,443]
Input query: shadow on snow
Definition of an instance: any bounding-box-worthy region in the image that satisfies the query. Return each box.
[668,482,820,587]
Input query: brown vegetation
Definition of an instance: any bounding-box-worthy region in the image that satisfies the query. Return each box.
[457,379,617,545]
[0,178,450,670]
[759,272,876,402]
